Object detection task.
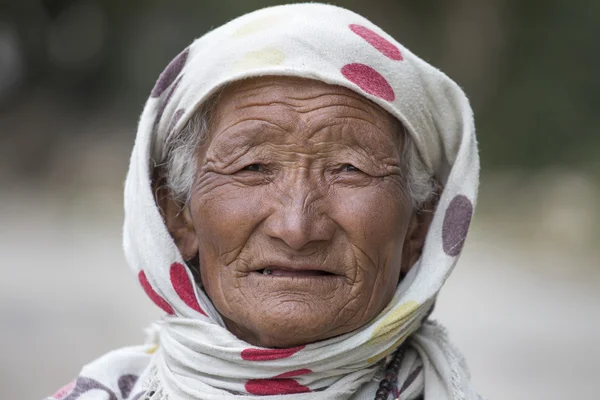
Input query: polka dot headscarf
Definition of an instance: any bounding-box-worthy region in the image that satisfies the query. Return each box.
[49,4,481,400]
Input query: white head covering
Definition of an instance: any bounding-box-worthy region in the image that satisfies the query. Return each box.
[49,4,480,400]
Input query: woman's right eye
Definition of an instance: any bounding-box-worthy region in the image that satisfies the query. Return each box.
[340,163,361,173]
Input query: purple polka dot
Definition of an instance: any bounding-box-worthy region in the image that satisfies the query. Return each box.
[61,377,117,400]
[399,366,422,393]
[442,195,473,256]
[151,48,189,98]
[341,63,395,101]
[349,24,403,61]
[118,374,138,399]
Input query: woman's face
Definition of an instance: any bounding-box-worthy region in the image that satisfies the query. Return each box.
[167,77,428,348]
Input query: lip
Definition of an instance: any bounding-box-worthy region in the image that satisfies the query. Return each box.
[252,262,338,277]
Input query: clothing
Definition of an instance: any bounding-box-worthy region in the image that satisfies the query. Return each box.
[48,3,480,400]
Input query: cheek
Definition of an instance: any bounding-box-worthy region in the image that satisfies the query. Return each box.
[192,178,268,248]
[330,183,410,269]
[188,179,269,287]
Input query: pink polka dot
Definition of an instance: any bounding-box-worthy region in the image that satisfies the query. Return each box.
[349,24,403,61]
[273,369,312,379]
[442,195,473,256]
[138,270,174,315]
[341,63,395,101]
[51,381,75,399]
[244,368,312,395]
[170,262,206,315]
[241,346,305,361]
[245,378,311,395]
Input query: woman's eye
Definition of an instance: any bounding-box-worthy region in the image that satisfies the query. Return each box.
[241,163,263,172]
[341,164,360,172]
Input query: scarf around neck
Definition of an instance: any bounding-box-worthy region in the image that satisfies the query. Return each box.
[48,3,481,400]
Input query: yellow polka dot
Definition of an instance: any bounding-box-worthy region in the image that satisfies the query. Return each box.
[367,301,419,347]
[233,47,285,72]
[367,331,411,364]
[233,15,283,38]
[146,345,158,354]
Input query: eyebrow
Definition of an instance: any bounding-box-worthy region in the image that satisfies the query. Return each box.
[207,120,284,162]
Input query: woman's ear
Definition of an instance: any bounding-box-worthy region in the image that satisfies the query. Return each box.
[400,196,438,278]
[155,180,199,261]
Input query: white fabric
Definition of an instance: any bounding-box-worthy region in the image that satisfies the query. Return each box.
[48,3,481,400]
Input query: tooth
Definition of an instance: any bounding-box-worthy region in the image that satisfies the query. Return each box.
[263,268,272,275]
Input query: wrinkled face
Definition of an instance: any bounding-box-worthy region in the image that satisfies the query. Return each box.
[166,77,429,348]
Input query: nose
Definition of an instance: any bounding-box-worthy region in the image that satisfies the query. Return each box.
[263,186,336,251]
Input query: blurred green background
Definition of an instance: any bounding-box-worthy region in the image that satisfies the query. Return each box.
[0,1,598,399]
[2,0,599,173]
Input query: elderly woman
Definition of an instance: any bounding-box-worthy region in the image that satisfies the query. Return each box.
[48,3,480,400]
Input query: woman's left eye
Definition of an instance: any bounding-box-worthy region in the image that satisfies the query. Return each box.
[340,164,361,172]
[241,163,263,172]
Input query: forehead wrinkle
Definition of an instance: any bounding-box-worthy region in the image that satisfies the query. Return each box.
[213,100,299,135]
[228,76,379,107]
[304,118,401,158]
[282,106,393,149]
[217,118,288,139]
[232,94,385,126]
[207,77,405,163]
[294,104,380,131]
[225,78,283,95]
[220,101,382,143]
[221,77,389,116]
[207,116,401,167]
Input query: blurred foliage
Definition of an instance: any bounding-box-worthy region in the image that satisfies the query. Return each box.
[0,0,598,175]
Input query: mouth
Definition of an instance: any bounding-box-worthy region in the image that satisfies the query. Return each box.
[255,266,336,277]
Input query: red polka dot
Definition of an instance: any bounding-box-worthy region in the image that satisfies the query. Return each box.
[341,63,395,101]
[138,270,174,315]
[52,381,75,399]
[241,346,305,361]
[349,24,403,61]
[170,262,206,315]
[274,369,312,379]
[245,379,311,395]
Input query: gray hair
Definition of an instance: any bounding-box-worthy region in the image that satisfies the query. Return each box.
[158,90,436,208]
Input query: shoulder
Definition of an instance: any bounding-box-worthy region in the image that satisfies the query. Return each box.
[45,344,154,400]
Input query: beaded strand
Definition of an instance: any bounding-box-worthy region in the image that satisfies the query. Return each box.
[374,347,405,400]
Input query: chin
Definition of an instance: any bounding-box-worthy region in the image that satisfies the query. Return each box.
[235,303,347,348]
